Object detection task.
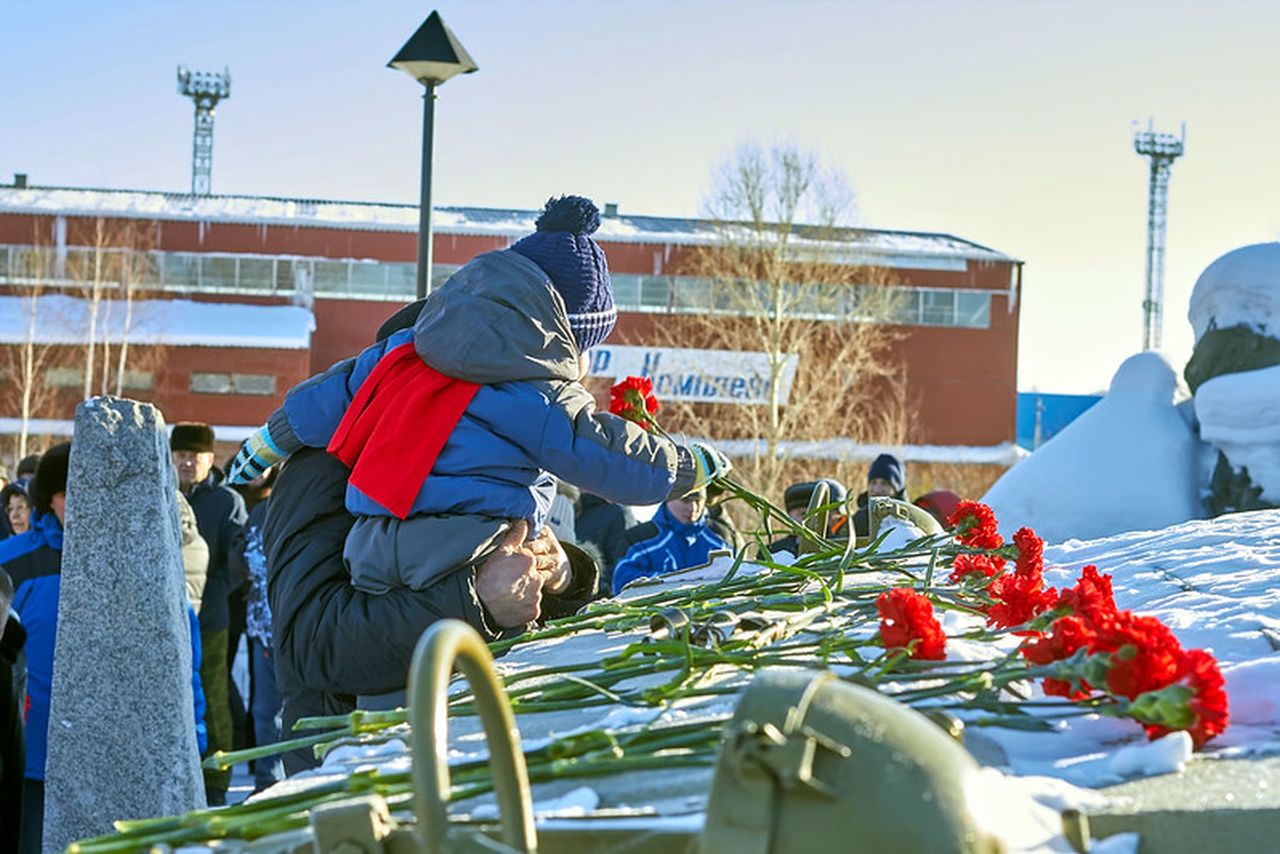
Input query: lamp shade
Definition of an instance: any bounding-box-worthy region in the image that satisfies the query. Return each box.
[388,11,478,85]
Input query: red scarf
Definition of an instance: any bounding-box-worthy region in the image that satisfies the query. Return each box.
[327,342,480,519]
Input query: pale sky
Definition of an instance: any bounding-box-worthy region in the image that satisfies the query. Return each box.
[3,0,1279,393]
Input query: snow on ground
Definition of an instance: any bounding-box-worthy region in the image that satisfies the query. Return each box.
[260,508,1278,854]
[982,352,1206,543]
[1044,511,1280,753]
[964,509,1280,791]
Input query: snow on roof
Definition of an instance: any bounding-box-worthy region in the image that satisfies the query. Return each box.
[0,294,313,349]
[0,185,1017,265]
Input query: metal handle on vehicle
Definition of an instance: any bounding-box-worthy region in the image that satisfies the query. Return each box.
[800,480,831,553]
[409,620,537,853]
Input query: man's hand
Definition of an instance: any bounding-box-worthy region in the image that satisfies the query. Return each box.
[475,521,546,628]
[527,525,572,595]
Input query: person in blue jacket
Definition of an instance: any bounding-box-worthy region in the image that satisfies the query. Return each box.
[228,195,732,596]
[0,443,207,854]
[612,489,729,595]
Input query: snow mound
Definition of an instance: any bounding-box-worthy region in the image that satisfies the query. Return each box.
[1188,242,1280,341]
[982,352,1204,542]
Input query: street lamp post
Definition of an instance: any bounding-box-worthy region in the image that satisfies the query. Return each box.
[389,11,478,300]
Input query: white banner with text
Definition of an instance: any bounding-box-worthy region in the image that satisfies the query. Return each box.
[588,345,799,405]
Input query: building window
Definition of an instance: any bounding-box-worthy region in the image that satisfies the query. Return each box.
[44,367,153,390]
[191,372,276,395]
[121,370,155,391]
[45,367,84,388]
[956,291,991,328]
[920,290,956,325]
[233,373,276,395]
[191,372,233,394]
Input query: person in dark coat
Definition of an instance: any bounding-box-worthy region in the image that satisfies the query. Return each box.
[852,453,908,537]
[171,423,247,806]
[0,568,27,852]
[230,197,729,601]
[574,492,640,593]
[263,306,602,776]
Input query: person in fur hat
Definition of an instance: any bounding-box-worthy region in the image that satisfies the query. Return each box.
[229,195,732,599]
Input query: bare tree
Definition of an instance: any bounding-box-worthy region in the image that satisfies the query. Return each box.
[631,143,915,493]
[0,246,61,460]
[104,223,154,396]
[80,217,110,399]
[1,223,165,461]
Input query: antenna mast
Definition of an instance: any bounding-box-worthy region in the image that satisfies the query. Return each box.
[177,66,231,196]
[1132,120,1185,351]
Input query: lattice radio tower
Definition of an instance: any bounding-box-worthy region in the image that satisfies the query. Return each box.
[177,66,231,196]
[1132,120,1185,351]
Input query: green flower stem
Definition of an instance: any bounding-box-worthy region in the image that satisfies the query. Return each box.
[202,728,346,771]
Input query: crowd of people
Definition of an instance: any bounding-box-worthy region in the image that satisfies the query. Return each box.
[0,195,966,845]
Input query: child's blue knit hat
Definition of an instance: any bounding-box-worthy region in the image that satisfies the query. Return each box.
[511,196,616,352]
[868,453,905,494]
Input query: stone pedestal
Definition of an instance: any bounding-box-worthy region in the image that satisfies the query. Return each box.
[1088,756,1280,852]
[43,397,205,852]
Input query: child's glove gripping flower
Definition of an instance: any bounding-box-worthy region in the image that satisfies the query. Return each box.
[227,425,285,485]
[688,442,732,493]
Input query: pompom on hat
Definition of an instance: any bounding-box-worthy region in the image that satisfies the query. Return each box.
[511,195,616,353]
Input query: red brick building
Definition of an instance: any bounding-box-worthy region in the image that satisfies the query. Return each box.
[0,182,1022,458]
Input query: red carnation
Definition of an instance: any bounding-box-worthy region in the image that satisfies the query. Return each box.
[609,376,660,430]
[949,500,1003,550]
[1056,565,1117,624]
[1141,648,1229,748]
[984,527,1056,630]
[1012,527,1043,576]
[1089,610,1184,699]
[876,587,947,660]
[986,571,1058,630]
[1022,615,1095,699]
[948,553,1006,583]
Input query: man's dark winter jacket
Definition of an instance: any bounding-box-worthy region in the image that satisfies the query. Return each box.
[186,469,248,632]
[263,448,599,769]
[0,599,26,850]
[574,494,639,591]
[611,504,728,595]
